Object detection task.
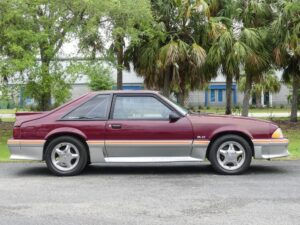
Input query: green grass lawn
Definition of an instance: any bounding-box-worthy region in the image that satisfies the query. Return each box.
[0,109,17,114]
[0,118,16,122]
[0,122,13,162]
[0,119,299,161]
[0,138,10,162]
[0,109,28,114]
[198,107,291,114]
[276,121,300,159]
[285,131,300,159]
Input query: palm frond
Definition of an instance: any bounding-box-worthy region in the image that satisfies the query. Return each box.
[189,43,206,68]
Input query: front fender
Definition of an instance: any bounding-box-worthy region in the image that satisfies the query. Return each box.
[208,125,253,140]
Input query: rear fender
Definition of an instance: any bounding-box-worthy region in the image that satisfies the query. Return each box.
[45,127,87,140]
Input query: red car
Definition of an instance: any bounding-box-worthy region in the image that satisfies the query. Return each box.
[8,90,289,176]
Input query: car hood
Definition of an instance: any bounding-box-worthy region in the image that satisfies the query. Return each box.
[187,113,278,139]
[189,113,274,124]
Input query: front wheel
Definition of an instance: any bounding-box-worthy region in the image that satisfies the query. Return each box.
[45,136,88,176]
[209,135,252,175]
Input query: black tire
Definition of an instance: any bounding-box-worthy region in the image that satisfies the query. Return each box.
[209,134,252,175]
[45,136,88,176]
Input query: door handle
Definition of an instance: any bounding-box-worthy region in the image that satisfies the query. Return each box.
[110,124,122,129]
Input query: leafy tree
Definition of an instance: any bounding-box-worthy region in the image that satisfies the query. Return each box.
[71,62,114,91]
[78,0,152,90]
[0,0,93,110]
[24,61,77,109]
[24,0,89,110]
[271,0,300,122]
[0,0,36,106]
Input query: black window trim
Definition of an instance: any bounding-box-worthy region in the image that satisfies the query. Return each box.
[59,94,113,121]
[109,93,183,121]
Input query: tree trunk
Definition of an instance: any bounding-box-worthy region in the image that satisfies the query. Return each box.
[162,67,171,97]
[241,73,252,116]
[178,89,186,106]
[178,70,188,107]
[225,74,233,115]
[39,60,51,111]
[256,92,262,108]
[290,76,299,122]
[116,36,124,90]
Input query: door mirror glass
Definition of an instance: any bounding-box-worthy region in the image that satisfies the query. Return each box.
[169,112,180,122]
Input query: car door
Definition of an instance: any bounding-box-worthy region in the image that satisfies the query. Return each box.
[59,94,112,163]
[104,93,194,160]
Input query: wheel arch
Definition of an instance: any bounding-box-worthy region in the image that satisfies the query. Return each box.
[206,131,254,159]
[43,132,90,163]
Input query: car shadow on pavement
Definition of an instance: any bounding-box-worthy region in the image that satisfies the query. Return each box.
[83,164,215,175]
[14,162,289,177]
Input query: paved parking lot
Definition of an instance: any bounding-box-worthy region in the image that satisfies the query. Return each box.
[0,160,300,225]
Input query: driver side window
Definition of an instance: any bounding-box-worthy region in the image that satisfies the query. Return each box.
[112,96,174,120]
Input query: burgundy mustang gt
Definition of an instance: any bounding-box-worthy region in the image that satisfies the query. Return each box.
[8,90,289,176]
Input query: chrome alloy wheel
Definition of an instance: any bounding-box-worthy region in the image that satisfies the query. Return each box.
[51,142,80,171]
[216,141,246,171]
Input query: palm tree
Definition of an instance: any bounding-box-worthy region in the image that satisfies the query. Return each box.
[271,0,300,122]
[240,27,269,116]
[206,18,267,115]
[207,0,272,115]
[126,0,221,105]
[238,70,281,107]
[240,0,274,116]
[159,40,207,105]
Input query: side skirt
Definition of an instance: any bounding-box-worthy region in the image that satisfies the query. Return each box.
[104,156,203,163]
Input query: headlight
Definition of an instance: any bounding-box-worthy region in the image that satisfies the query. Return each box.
[272,128,284,139]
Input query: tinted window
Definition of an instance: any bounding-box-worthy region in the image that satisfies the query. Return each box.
[112,96,173,120]
[63,95,110,120]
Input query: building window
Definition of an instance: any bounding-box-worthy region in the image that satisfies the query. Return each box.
[210,89,215,102]
[218,90,223,102]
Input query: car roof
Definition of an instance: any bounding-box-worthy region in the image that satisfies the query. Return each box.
[91,90,160,95]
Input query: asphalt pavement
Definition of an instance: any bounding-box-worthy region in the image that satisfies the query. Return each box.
[0,160,299,225]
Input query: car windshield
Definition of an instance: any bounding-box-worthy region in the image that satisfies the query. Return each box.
[160,95,188,115]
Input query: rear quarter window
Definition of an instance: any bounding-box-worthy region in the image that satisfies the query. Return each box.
[62,95,110,120]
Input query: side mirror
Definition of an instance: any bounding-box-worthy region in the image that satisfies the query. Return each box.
[169,112,180,123]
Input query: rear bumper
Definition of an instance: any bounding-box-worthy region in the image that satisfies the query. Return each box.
[253,139,289,159]
[7,139,45,161]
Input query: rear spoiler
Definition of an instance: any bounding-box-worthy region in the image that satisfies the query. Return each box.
[14,112,48,127]
[15,112,48,116]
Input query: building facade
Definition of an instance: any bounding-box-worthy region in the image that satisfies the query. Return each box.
[70,70,290,108]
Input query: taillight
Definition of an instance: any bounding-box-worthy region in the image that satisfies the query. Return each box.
[13,126,21,139]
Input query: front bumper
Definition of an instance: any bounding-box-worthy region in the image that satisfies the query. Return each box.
[253,138,289,159]
[7,139,45,161]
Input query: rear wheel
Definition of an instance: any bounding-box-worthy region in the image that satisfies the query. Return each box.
[209,135,252,175]
[45,136,88,176]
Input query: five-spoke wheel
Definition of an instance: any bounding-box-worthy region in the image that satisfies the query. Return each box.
[209,135,252,175]
[45,136,88,176]
[51,142,80,171]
